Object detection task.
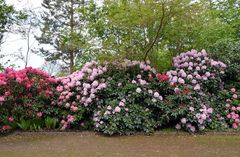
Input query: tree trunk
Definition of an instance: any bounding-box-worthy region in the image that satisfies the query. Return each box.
[70,50,74,73]
[69,0,74,73]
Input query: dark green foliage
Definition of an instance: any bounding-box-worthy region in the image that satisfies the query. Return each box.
[45,117,57,129]
[17,118,44,131]
[209,39,240,82]
[0,0,26,47]
[93,60,174,135]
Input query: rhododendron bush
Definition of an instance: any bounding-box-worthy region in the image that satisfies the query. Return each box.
[92,59,173,135]
[166,49,239,132]
[0,67,58,132]
[225,88,240,129]
[54,61,108,130]
[54,59,174,134]
[167,49,227,95]
[0,49,239,135]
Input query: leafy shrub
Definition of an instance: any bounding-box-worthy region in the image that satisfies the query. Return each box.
[93,59,173,135]
[0,67,59,131]
[55,61,108,130]
[166,49,228,132]
[0,49,239,135]
[222,88,240,129]
[175,97,213,132]
[55,59,175,134]
[209,39,240,81]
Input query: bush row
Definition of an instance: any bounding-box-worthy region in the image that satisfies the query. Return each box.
[0,49,239,135]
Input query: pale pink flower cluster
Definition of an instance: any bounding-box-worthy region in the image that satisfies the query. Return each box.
[167,49,227,92]
[176,104,213,132]
[57,61,107,107]
[119,59,156,73]
[56,61,108,129]
[93,98,129,128]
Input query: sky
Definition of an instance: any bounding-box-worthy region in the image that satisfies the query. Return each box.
[2,0,103,69]
[2,0,44,69]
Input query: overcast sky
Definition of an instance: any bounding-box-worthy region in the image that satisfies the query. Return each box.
[2,0,103,69]
[1,0,44,69]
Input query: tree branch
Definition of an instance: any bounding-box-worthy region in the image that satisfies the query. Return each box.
[143,2,165,61]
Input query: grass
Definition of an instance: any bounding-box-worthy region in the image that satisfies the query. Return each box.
[0,131,240,157]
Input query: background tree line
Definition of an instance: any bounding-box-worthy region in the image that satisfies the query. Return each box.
[0,0,239,75]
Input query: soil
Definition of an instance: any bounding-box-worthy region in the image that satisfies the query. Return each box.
[0,131,240,157]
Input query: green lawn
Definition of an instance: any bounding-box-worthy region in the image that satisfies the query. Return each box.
[0,132,240,157]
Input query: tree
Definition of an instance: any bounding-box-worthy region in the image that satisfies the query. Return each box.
[40,61,62,76]
[36,0,90,73]
[0,0,27,68]
[86,0,209,61]
[208,0,240,39]
[0,0,16,48]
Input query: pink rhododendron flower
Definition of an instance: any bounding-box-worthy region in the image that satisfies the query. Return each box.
[178,78,185,84]
[201,114,207,120]
[226,104,230,108]
[148,89,153,94]
[227,114,231,119]
[189,107,194,112]
[61,123,68,130]
[207,108,213,114]
[152,98,157,103]
[67,115,74,123]
[0,96,5,102]
[172,76,178,83]
[230,88,236,93]
[205,72,211,77]
[181,118,187,124]
[192,79,197,84]
[107,106,112,110]
[114,106,121,113]
[194,84,201,90]
[4,91,10,96]
[232,94,238,99]
[235,119,240,123]
[232,123,238,129]
[119,101,125,107]
[190,126,196,132]
[136,87,142,93]
[9,116,14,122]
[187,75,193,80]
[37,112,43,118]
[65,103,70,108]
[202,65,207,69]
[154,92,160,98]
[131,80,137,84]
[175,124,181,130]
[237,107,240,111]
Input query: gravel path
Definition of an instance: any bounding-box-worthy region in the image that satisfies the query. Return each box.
[0,132,240,157]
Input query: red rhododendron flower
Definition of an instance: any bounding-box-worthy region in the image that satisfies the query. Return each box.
[157,74,170,82]
[2,125,11,130]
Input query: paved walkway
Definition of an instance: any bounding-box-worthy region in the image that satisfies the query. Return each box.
[0,132,240,157]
